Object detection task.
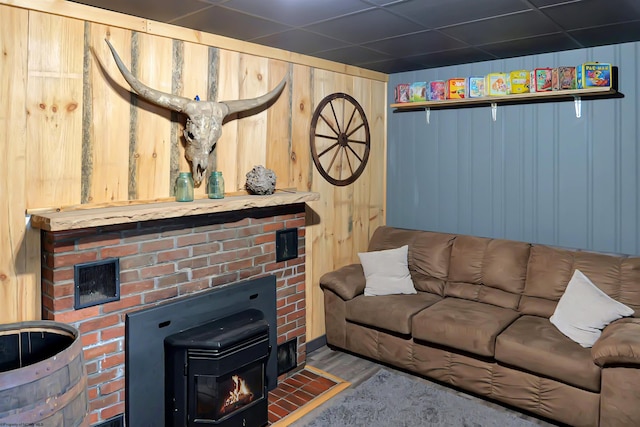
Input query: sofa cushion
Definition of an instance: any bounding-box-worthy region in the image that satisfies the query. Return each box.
[495,315,601,392]
[359,245,416,296]
[411,298,519,357]
[446,236,530,310]
[346,292,441,335]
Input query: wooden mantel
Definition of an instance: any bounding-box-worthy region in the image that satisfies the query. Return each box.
[29,191,319,231]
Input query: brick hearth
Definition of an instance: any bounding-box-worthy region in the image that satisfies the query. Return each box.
[40,204,307,425]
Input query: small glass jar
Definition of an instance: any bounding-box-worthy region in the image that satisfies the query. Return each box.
[175,172,194,202]
[208,171,225,199]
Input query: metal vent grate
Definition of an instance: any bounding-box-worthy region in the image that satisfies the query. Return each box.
[277,338,297,376]
[74,258,120,309]
[275,228,298,263]
[94,414,124,427]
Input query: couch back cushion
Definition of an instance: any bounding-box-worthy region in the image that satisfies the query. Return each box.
[446,235,531,309]
[521,245,640,317]
[368,226,455,296]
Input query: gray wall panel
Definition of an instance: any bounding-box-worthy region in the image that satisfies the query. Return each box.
[388,42,640,255]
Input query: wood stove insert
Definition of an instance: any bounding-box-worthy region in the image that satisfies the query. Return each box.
[165,309,269,427]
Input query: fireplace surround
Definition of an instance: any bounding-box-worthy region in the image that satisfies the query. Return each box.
[33,193,317,425]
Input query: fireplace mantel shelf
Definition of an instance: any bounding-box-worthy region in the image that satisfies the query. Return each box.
[29,191,319,231]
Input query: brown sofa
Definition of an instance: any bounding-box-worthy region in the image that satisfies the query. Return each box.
[320,226,640,426]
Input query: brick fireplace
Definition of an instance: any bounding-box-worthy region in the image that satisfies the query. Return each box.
[37,198,311,426]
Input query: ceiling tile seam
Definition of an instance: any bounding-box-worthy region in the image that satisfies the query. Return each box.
[217,3,378,34]
[519,0,584,48]
[567,18,640,33]
[166,4,215,24]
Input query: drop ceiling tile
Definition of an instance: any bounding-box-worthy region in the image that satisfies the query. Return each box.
[570,20,640,46]
[304,9,424,44]
[409,47,496,69]
[541,0,640,30]
[360,57,426,74]
[313,46,392,66]
[364,31,468,56]
[71,0,211,22]
[440,11,560,45]
[252,29,350,55]
[480,33,580,59]
[220,0,373,27]
[528,0,580,6]
[386,0,532,29]
[170,6,289,40]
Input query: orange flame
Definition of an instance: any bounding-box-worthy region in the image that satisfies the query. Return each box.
[222,375,254,413]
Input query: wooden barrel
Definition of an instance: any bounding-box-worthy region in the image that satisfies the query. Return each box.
[0,321,89,426]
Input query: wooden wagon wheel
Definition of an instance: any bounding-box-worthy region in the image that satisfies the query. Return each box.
[310,93,371,186]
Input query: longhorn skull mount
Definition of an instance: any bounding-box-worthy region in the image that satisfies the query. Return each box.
[104,38,287,185]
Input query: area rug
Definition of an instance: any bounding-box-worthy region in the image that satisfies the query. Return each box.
[290,369,544,427]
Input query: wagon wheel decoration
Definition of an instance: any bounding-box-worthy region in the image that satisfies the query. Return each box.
[310,93,371,186]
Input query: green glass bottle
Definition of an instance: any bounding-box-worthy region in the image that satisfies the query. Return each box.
[208,171,225,199]
[175,172,194,202]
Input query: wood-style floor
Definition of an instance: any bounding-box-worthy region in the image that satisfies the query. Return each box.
[305,344,558,426]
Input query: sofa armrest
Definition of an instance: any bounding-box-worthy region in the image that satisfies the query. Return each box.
[319,264,365,301]
[592,318,640,367]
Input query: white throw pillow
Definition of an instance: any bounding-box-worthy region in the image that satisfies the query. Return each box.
[358,245,416,296]
[550,269,634,347]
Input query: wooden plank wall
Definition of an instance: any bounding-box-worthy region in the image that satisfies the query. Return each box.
[0,1,387,340]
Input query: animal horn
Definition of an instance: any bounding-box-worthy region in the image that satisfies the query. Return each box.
[221,77,287,117]
[104,38,190,112]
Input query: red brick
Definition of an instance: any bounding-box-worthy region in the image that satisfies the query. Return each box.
[254,253,275,265]
[239,267,263,280]
[88,369,120,389]
[225,259,253,272]
[253,234,273,245]
[193,242,222,256]
[157,272,189,288]
[209,251,238,265]
[285,218,305,229]
[78,314,120,334]
[119,254,155,270]
[100,402,125,421]
[77,234,121,250]
[102,295,142,313]
[101,325,125,341]
[86,361,99,375]
[89,392,119,412]
[286,326,305,341]
[208,229,237,241]
[55,305,100,323]
[120,280,154,296]
[237,225,264,237]
[88,386,99,400]
[119,270,140,284]
[101,244,139,258]
[286,293,304,305]
[53,251,98,268]
[192,265,221,280]
[140,238,175,253]
[99,378,125,396]
[250,216,274,225]
[177,255,207,270]
[82,332,99,347]
[140,263,175,279]
[84,341,120,361]
[213,272,238,287]
[178,280,211,295]
[88,412,99,425]
[222,239,249,251]
[53,268,75,282]
[263,222,284,232]
[158,248,190,263]
[177,234,207,247]
[101,352,124,370]
[144,287,178,304]
[42,295,55,312]
[286,310,305,322]
[279,304,296,316]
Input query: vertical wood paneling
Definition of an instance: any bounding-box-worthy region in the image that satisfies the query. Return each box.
[388,41,640,255]
[291,64,313,191]
[179,41,209,197]
[266,59,292,188]
[0,5,29,323]
[86,25,131,204]
[132,33,172,198]
[27,12,84,208]
[216,50,241,191]
[237,54,269,186]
